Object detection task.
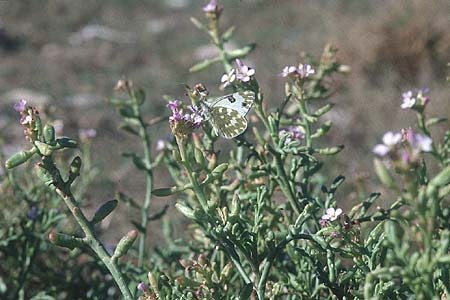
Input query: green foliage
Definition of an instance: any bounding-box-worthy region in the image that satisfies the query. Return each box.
[2,2,450,300]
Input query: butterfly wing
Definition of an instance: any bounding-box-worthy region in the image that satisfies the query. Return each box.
[211,91,255,117]
[209,106,248,139]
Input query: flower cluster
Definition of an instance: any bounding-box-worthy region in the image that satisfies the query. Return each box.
[279,126,304,143]
[401,88,430,110]
[167,99,204,138]
[221,59,255,87]
[14,99,40,142]
[373,129,432,170]
[279,63,315,79]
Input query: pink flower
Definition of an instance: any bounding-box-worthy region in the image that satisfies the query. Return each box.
[279,126,304,143]
[137,282,148,292]
[235,59,255,82]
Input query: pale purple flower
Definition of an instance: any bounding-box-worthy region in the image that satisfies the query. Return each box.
[203,0,223,14]
[189,105,204,128]
[14,99,27,112]
[401,88,431,109]
[137,282,148,292]
[169,109,184,124]
[79,128,97,141]
[235,59,255,82]
[331,231,338,237]
[298,64,315,78]
[167,99,180,112]
[414,134,433,152]
[279,126,304,143]
[321,207,342,222]
[402,128,433,152]
[319,219,328,226]
[156,139,166,151]
[401,90,416,109]
[279,66,298,77]
[373,131,402,156]
[221,68,236,87]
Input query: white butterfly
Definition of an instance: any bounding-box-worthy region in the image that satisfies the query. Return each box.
[200,91,255,139]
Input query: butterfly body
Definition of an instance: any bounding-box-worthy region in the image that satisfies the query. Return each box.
[200,91,255,139]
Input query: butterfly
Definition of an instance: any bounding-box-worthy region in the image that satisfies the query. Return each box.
[199,90,255,139]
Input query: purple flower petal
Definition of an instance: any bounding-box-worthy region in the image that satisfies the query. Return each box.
[14,99,27,112]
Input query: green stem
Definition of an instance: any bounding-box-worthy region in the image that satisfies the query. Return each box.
[138,116,154,268]
[55,188,134,300]
[257,233,314,299]
[177,138,209,211]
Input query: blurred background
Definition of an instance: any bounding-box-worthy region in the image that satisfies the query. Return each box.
[0,0,449,243]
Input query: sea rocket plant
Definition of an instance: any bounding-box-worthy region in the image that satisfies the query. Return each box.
[3,2,450,300]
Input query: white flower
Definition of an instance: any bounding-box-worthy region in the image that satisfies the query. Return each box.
[401,90,416,109]
[321,207,342,222]
[279,66,298,77]
[221,68,236,87]
[414,134,432,152]
[383,131,402,146]
[373,131,402,157]
[20,115,33,125]
[298,63,315,78]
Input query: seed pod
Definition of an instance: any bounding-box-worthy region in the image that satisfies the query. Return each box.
[43,124,56,143]
[5,148,37,169]
[112,230,138,261]
[91,200,118,224]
